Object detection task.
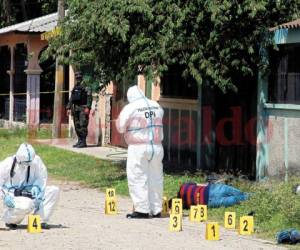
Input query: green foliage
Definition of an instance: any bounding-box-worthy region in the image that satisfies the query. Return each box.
[0,0,58,28]
[276,182,300,225]
[0,127,27,139]
[45,0,300,91]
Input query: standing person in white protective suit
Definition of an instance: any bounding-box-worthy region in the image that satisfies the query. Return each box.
[116,85,164,219]
[0,143,59,230]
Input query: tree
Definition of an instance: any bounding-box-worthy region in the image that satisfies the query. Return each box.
[0,0,13,27]
[45,0,300,91]
[0,0,58,28]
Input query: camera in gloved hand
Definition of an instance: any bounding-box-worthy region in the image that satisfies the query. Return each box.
[14,188,34,199]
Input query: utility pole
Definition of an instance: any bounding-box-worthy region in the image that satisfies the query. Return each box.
[52,0,65,138]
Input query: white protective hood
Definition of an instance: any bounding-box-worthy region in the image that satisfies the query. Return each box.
[16,143,36,165]
[127,85,144,103]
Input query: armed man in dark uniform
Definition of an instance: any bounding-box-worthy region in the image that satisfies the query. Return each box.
[66,71,93,148]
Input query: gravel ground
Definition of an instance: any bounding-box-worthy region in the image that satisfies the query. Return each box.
[0,180,287,250]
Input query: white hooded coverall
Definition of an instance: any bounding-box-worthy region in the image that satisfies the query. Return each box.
[116,85,164,215]
[0,143,59,224]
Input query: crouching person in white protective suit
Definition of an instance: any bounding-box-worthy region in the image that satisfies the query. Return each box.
[0,143,59,230]
[116,85,164,219]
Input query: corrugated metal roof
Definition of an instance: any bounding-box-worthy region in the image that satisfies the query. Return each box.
[270,19,300,31]
[0,12,59,35]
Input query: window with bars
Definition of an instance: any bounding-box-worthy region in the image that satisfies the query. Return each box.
[268,44,300,104]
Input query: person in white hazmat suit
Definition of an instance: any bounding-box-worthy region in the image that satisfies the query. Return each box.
[0,143,59,229]
[116,85,164,219]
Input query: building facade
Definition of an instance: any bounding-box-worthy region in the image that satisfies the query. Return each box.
[1,13,300,180]
[257,19,300,180]
[0,13,109,145]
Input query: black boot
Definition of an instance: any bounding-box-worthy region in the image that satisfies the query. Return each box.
[152,212,161,218]
[73,138,81,148]
[77,136,87,148]
[126,212,149,219]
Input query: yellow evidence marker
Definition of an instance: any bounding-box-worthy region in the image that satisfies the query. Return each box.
[189,205,207,222]
[106,188,116,200]
[205,222,220,240]
[162,197,169,216]
[171,198,183,215]
[224,212,236,229]
[169,214,182,232]
[105,188,117,215]
[27,215,42,233]
[105,198,117,215]
[189,205,200,222]
[198,205,207,222]
[239,216,254,235]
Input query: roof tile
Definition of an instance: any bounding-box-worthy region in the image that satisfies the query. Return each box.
[270,19,300,31]
[0,12,61,35]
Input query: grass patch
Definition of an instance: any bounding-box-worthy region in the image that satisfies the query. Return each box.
[0,129,129,195]
[201,178,300,248]
[1,129,300,247]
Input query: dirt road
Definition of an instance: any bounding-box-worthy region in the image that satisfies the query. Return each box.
[0,180,286,250]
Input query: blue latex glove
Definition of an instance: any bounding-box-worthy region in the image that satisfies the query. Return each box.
[31,186,41,199]
[4,194,15,208]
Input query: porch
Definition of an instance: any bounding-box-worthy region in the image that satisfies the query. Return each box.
[0,13,71,129]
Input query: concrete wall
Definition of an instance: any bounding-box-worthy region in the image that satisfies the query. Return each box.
[267,115,300,178]
[267,116,284,177]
